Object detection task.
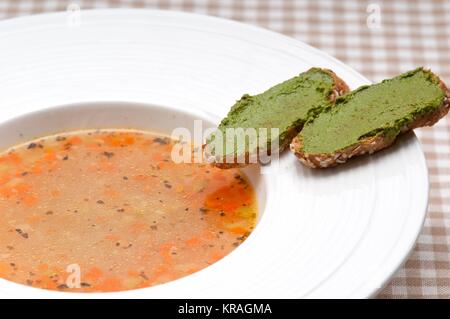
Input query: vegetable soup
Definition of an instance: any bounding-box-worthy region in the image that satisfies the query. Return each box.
[0,129,257,292]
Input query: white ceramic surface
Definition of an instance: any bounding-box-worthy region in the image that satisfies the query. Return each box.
[0,9,428,298]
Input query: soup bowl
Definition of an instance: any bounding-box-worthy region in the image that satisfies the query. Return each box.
[0,102,270,298]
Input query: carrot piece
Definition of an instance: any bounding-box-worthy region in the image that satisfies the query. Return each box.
[85,266,103,282]
[204,184,253,212]
[101,134,134,147]
[99,160,115,172]
[103,188,119,198]
[186,267,202,275]
[185,236,201,248]
[97,277,122,291]
[152,153,164,161]
[44,151,57,163]
[212,171,227,181]
[0,188,13,198]
[209,251,225,263]
[31,164,42,174]
[132,174,148,181]
[127,270,140,277]
[67,136,82,145]
[0,174,12,185]
[130,221,147,232]
[105,234,120,241]
[159,243,175,263]
[24,194,39,205]
[6,153,22,165]
[151,264,168,278]
[35,275,58,290]
[12,183,31,194]
[38,263,49,272]
[0,263,8,277]
[123,136,135,145]
[229,226,248,235]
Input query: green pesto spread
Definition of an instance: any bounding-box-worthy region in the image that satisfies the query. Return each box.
[210,68,337,157]
[299,68,445,154]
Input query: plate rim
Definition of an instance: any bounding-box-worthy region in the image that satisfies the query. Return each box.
[0,8,429,298]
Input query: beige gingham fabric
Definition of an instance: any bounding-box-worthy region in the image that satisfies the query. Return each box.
[0,0,449,299]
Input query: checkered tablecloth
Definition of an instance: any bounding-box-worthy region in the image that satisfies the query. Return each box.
[1,0,449,299]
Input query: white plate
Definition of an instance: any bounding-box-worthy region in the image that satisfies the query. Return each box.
[0,9,428,298]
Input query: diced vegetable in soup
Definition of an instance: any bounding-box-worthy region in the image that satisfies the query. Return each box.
[0,129,257,292]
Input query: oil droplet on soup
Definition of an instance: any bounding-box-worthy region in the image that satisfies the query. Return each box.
[0,129,257,292]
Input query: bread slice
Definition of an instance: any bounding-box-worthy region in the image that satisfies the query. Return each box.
[290,68,450,168]
[205,68,349,168]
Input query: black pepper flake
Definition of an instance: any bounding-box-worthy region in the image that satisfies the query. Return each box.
[153,137,169,145]
[27,143,38,149]
[80,282,91,287]
[97,200,105,204]
[56,136,66,142]
[220,211,226,217]
[150,225,158,230]
[197,187,205,193]
[117,208,125,212]
[57,284,68,289]
[62,155,69,161]
[15,228,28,239]
[199,207,209,214]
[139,271,149,281]
[185,208,189,211]
[21,172,29,176]
[115,242,120,246]
[163,180,172,189]
[103,151,114,158]
[122,176,128,180]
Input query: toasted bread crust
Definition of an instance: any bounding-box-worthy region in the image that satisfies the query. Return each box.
[290,77,450,168]
[211,68,350,169]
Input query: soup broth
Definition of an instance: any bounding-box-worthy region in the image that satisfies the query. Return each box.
[0,129,257,292]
